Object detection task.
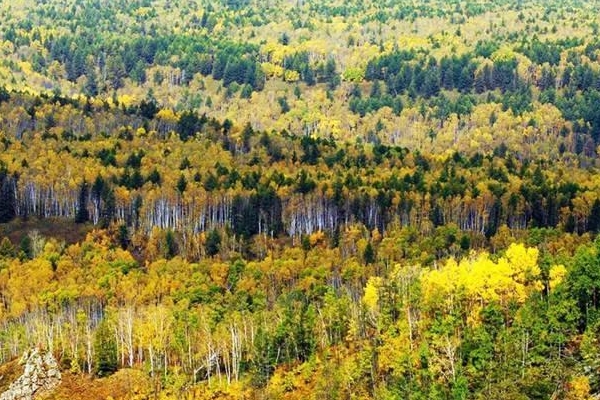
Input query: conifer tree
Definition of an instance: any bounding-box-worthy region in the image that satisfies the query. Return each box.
[75,180,90,224]
[0,164,15,223]
[94,319,118,377]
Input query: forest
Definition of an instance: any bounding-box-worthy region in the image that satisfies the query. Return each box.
[1,0,600,398]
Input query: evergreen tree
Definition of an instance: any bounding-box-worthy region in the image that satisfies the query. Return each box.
[250,325,276,388]
[84,66,99,97]
[0,164,16,223]
[19,236,32,260]
[106,55,126,90]
[177,174,188,194]
[147,168,162,185]
[205,228,221,257]
[94,319,118,377]
[177,110,201,141]
[165,230,178,258]
[240,84,253,98]
[241,122,254,153]
[117,224,129,250]
[75,180,90,223]
[363,242,375,264]
[0,237,14,258]
[589,199,600,233]
[139,97,158,119]
[99,186,115,229]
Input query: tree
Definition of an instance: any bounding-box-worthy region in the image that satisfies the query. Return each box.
[165,230,178,259]
[0,164,16,223]
[567,239,600,330]
[177,110,201,141]
[0,237,15,258]
[19,236,32,259]
[250,324,276,388]
[363,242,375,264]
[241,122,254,153]
[94,319,118,377]
[147,168,161,185]
[100,187,116,229]
[176,174,187,194]
[106,55,126,90]
[75,180,90,224]
[84,66,99,97]
[205,229,221,257]
[139,97,159,119]
[278,96,290,113]
[588,199,600,233]
[117,224,129,250]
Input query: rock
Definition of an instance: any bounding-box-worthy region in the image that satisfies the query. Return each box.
[0,348,61,400]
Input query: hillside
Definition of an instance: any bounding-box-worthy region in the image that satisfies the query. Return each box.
[1,0,600,399]
[1,0,600,156]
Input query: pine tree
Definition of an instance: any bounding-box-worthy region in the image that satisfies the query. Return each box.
[75,180,90,223]
[164,230,178,258]
[99,186,115,229]
[176,174,187,194]
[19,236,32,259]
[364,242,376,265]
[205,228,221,257]
[84,63,99,97]
[0,237,15,258]
[0,164,16,223]
[250,325,276,388]
[589,199,600,233]
[94,319,118,377]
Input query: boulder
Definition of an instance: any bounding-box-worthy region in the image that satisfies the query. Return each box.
[0,349,61,400]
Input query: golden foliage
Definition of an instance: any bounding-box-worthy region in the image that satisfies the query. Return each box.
[421,243,542,325]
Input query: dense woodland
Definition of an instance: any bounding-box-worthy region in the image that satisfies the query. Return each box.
[2,0,600,398]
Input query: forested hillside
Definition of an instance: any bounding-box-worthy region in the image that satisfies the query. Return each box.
[2,0,600,398]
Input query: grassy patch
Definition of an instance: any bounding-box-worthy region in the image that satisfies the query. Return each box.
[46,369,153,400]
[0,358,23,394]
[0,218,93,247]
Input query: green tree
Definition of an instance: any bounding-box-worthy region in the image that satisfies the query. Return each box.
[177,110,201,141]
[75,180,90,224]
[364,242,375,264]
[250,324,276,388]
[19,236,32,260]
[99,186,115,229]
[567,239,600,329]
[165,230,178,258]
[205,228,221,257]
[0,237,14,258]
[589,199,600,233]
[106,55,126,90]
[176,174,187,194]
[0,163,16,223]
[84,67,99,97]
[94,319,118,377]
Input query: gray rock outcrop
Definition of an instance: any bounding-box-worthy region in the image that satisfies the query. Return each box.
[0,348,61,400]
